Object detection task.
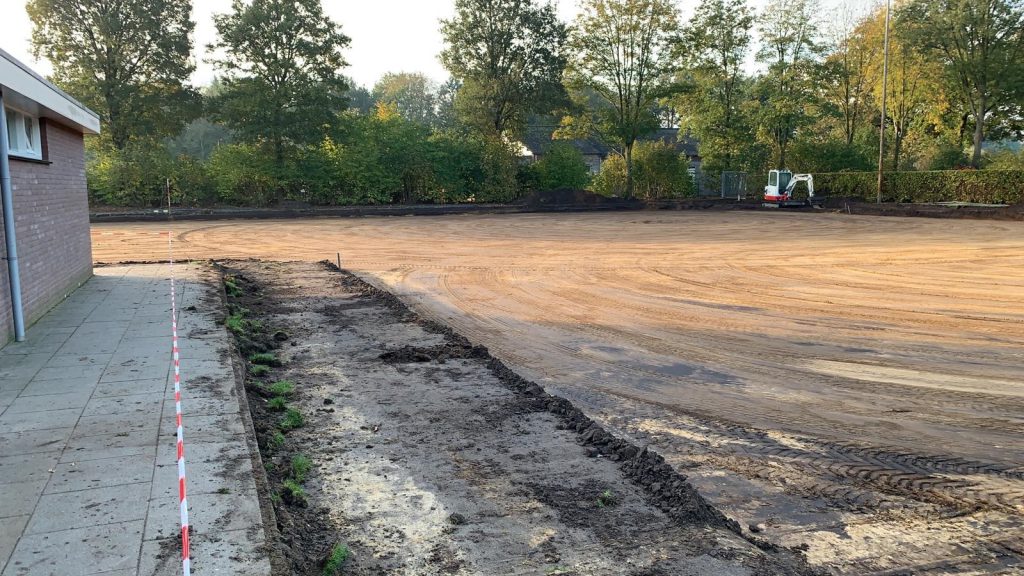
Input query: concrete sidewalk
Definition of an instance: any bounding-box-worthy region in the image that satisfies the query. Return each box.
[0,265,270,576]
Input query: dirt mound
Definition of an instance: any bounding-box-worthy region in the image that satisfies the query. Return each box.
[517,188,638,208]
[379,343,489,364]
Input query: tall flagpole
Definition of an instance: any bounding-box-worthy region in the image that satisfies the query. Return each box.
[877,0,891,203]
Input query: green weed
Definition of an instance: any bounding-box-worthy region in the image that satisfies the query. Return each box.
[280,408,305,431]
[267,396,287,411]
[322,543,350,576]
[250,365,270,377]
[291,454,312,483]
[268,380,295,397]
[225,313,246,334]
[281,479,307,505]
[596,490,617,508]
[224,276,243,297]
[270,430,286,450]
[249,352,282,366]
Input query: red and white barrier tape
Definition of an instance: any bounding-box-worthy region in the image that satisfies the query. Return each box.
[167,189,191,575]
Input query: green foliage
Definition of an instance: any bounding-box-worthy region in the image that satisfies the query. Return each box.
[281,479,307,505]
[251,365,271,377]
[267,397,288,411]
[270,431,286,450]
[753,0,823,169]
[596,489,618,508]
[86,140,216,207]
[899,0,1024,166]
[926,143,971,171]
[815,170,1024,204]
[566,0,680,197]
[673,0,756,177]
[441,0,569,137]
[986,148,1024,170]
[249,353,282,367]
[206,143,282,207]
[225,314,246,334]
[269,381,296,397]
[291,454,313,483]
[789,140,874,173]
[526,143,592,191]
[280,408,305,431]
[224,277,243,297]
[322,543,350,576]
[372,73,439,126]
[209,0,351,161]
[27,0,199,150]
[592,141,693,199]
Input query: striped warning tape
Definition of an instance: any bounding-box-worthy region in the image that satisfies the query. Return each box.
[168,183,191,576]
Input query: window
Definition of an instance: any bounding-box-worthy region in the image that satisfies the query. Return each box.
[5,108,42,160]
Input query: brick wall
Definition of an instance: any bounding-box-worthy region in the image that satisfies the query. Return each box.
[0,119,93,344]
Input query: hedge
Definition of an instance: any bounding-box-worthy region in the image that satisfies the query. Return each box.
[814,170,1024,205]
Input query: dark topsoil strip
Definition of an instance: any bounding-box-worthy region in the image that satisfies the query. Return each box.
[219,268,340,575]
[219,259,818,576]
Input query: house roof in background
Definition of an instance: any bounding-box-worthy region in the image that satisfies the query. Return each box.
[0,46,100,134]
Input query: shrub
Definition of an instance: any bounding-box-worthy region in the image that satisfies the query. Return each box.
[87,140,214,207]
[529,142,591,191]
[814,170,1024,204]
[592,141,693,199]
[206,142,281,207]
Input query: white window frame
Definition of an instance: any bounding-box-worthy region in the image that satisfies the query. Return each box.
[5,107,42,160]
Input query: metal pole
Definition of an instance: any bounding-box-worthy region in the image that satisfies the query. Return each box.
[0,91,26,341]
[876,0,891,204]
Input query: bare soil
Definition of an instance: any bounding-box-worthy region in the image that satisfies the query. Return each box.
[220,259,815,575]
[93,212,1024,574]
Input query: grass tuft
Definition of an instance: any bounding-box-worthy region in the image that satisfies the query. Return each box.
[268,380,295,397]
[224,276,243,297]
[250,365,270,377]
[291,454,312,483]
[267,396,288,411]
[249,352,282,366]
[281,479,307,506]
[322,543,350,576]
[269,431,286,450]
[280,408,305,431]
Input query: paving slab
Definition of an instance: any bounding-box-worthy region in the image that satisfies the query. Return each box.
[0,264,270,576]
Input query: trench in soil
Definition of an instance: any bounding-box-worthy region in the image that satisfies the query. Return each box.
[216,259,819,576]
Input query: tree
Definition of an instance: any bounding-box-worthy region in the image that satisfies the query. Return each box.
[27,0,198,150]
[858,10,944,170]
[209,0,350,164]
[673,0,756,176]
[440,0,569,137]
[821,1,879,146]
[754,0,822,168]
[900,0,1024,167]
[372,73,438,126]
[566,0,681,197]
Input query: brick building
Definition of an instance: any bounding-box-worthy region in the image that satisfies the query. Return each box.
[1,48,100,345]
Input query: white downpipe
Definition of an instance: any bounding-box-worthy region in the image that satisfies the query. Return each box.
[0,91,26,341]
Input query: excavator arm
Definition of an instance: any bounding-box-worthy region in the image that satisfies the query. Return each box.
[785,174,814,198]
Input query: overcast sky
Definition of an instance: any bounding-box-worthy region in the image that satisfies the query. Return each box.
[2,0,869,90]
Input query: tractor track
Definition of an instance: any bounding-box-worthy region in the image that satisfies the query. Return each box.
[93,212,1024,574]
